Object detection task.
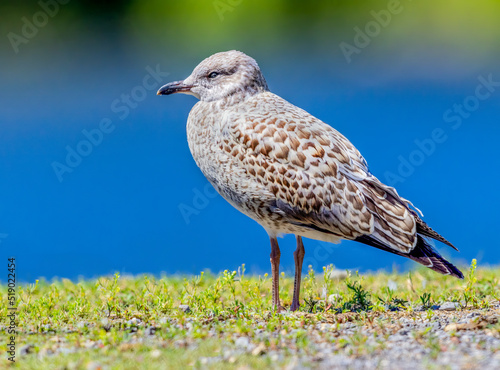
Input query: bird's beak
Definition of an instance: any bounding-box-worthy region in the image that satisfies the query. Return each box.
[157,80,194,96]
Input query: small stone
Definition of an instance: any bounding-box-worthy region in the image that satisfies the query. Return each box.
[440,302,460,311]
[82,340,96,348]
[313,352,326,362]
[145,326,157,336]
[20,344,35,356]
[127,317,141,325]
[465,312,480,319]
[101,318,111,331]
[235,336,250,349]
[77,321,87,329]
[150,349,161,358]
[174,339,188,348]
[269,351,280,362]
[57,348,74,355]
[444,323,458,332]
[179,305,191,313]
[252,343,266,356]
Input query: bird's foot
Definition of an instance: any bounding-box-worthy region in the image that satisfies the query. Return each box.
[290,301,300,312]
[273,304,286,313]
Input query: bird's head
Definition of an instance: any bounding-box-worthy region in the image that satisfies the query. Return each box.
[157,50,269,102]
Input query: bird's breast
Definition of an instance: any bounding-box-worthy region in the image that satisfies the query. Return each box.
[186,102,275,220]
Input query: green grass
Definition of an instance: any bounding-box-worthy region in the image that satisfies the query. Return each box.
[1,260,499,369]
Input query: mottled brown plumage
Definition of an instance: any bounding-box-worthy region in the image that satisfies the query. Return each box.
[158,50,463,311]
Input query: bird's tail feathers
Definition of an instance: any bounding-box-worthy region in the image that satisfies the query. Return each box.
[407,235,463,279]
[355,234,463,279]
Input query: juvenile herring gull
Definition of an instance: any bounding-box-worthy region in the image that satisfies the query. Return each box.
[158,50,463,312]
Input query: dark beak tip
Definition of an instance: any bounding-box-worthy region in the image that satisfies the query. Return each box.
[157,84,171,96]
[157,81,192,96]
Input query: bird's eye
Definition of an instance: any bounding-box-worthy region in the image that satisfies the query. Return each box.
[208,71,219,79]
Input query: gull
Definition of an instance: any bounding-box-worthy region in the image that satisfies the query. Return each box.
[157,50,463,312]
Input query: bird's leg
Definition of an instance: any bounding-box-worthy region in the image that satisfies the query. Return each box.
[270,237,282,312]
[291,235,305,311]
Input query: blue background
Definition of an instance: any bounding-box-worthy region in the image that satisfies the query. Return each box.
[1,1,499,282]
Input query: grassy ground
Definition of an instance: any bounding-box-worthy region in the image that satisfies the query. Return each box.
[1,260,499,369]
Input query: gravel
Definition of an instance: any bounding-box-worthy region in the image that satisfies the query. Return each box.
[198,305,500,369]
[18,302,500,369]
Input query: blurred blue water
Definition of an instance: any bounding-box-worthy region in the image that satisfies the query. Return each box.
[1,33,499,283]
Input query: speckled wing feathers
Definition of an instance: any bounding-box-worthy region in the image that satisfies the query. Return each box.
[224,92,419,254]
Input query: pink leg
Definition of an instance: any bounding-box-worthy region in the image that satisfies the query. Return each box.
[270,237,283,312]
[291,235,305,311]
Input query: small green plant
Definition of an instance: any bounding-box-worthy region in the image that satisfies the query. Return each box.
[322,264,336,296]
[221,269,238,301]
[463,258,478,308]
[379,286,395,303]
[303,296,318,313]
[420,292,432,309]
[425,308,435,320]
[303,265,319,310]
[98,272,121,316]
[344,280,372,311]
[425,332,441,359]
[377,287,408,311]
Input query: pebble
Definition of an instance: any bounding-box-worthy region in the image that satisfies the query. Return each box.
[20,344,35,356]
[150,349,161,358]
[179,305,191,313]
[127,317,141,325]
[252,343,267,356]
[234,336,250,349]
[144,326,156,336]
[77,321,87,329]
[440,302,461,311]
